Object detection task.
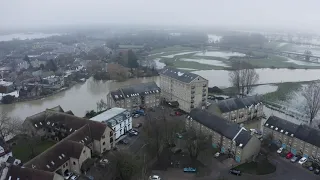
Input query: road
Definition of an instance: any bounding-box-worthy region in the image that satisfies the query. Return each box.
[219,154,320,180]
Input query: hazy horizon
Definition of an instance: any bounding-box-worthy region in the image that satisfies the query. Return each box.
[1,0,320,33]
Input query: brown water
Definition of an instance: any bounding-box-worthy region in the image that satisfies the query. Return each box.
[1,77,159,121]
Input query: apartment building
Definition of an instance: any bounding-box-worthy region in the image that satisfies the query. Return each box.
[90,107,132,140]
[186,108,261,162]
[160,68,208,113]
[207,96,263,123]
[2,165,64,180]
[263,116,320,158]
[107,82,161,111]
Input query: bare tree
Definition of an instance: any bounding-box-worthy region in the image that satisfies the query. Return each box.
[302,82,320,123]
[229,61,259,96]
[0,112,21,140]
[96,99,108,112]
[185,128,210,164]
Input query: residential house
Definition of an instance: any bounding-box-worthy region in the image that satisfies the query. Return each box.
[1,165,64,180]
[107,82,161,111]
[160,68,208,113]
[186,108,261,162]
[42,75,65,89]
[207,96,263,123]
[90,108,132,140]
[0,138,13,164]
[263,116,320,159]
[24,140,91,175]
[19,84,43,98]
[0,80,14,93]
[22,107,115,154]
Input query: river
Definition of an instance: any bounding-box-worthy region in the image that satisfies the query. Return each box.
[1,77,159,120]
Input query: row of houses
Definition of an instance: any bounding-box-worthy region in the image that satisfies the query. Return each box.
[186,108,261,163]
[263,116,320,159]
[1,105,133,180]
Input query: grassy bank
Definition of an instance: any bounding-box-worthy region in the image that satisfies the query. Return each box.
[263,82,303,102]
[234,160,276,175]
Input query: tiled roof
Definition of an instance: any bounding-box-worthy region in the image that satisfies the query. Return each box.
[234,129,252,147]
[110,89,125,101]
[264,116,299,136]
[160,67,200,83]
[120,82,160,98]
[64,125,92,145]
[24,140,85,172]
[217,96,262,113]
[189,108,242,140]
[6,165,55,180]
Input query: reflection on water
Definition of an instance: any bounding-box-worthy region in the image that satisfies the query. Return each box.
[0,77,159,121]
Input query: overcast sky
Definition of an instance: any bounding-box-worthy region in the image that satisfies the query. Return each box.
[1,0,319,32]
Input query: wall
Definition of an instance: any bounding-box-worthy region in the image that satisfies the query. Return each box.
[100,127,114,152]
[240,136,261,162]
[53,173,65,180]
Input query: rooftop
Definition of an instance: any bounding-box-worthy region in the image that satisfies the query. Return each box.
[6,165,55,180]
[0,80,13,86]
[160,67,200,83]
[90,108,127,122]
[215,96,262,113]
[189,108,247,142]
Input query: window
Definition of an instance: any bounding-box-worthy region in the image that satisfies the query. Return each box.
[66,163,68,166]
[103,142,105,145]
[83,150,86,154]
[120,129,122,134]
[120,124,122,128]
[73,162,76,165]
[102,135,105,139]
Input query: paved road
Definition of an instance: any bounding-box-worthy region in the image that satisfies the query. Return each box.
[220,154,320,180]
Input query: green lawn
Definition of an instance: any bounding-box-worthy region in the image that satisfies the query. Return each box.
[234,160,276,175]
[263,82,303,102]
[12,140,56,163]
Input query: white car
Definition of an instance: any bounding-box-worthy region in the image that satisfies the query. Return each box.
[70,175,79,180]
[298,157,307,164]
[214,152,220,157]
[64,172,73,179]
[277,147,284,154]
[149,175,161,180]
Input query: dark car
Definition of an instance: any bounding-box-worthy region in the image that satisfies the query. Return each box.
[119,139,129,145]
[309,166,314,171]
[135,123,142,128]
[229,169,241,176]
[290,155,302,163]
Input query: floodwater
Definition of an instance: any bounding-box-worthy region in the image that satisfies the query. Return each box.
[207,34,222,43]
[193,68,320,87]
[153,58,166,69]
[194,51,245,59]
[1,77,159,121]
[250,84,278,95]
[0,33,60,42]
[180,58,230,67]
[286,57,320,66]
[161,51,198,58]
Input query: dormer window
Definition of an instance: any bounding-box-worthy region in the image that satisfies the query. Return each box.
[61,153,65,158]
[51,161,55,165]
[46,165,50,168]
[34,124,38,127]
[59,156,62,159]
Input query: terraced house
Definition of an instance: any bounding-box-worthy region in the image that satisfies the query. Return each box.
[207,96,263,123]
[186,108,261,162]
[263,116,320,158]
[160,68,208,113]
[107,82,161,111]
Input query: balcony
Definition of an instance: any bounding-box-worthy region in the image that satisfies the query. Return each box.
[202,93,206,97]
[202,89,206,92]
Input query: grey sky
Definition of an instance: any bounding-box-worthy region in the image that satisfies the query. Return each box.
[1,0,319,31]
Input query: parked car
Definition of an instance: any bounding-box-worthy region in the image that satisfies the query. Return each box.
[183,167,197,173]
[229,169,241,176]
[135,123,142,128]
[286,152,294,159]
[176,133,183,139]
[299,157,308,164]
[314,169,320,174]
[171,147,182,154]
[309,166,314,171]
[290,155,302,163]
[277,147,284,154]
[70,175,79,180]
[149,175,161,180]
[214,152,220,158]
[119,139,129,145]
[99,159,109,167]
[64,172,73,179]
[128,129,138,136]
[133,114,140,118]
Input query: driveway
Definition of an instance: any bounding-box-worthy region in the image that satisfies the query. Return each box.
[219,154,320,180]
